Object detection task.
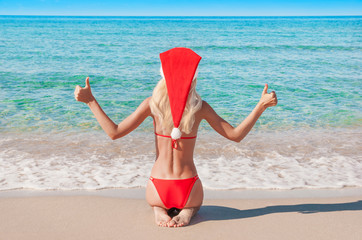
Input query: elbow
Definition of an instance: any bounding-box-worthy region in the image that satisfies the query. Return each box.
[229,134,244,143]
[232,137,243,143]
[109,133,118,141]
[109,127,121,140]
[109,132,125,140]
[229,129,246,142]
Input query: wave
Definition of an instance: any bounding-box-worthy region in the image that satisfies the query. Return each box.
[0,129,361,191]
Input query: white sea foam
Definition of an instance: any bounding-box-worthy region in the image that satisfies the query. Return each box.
[0,129,361,191]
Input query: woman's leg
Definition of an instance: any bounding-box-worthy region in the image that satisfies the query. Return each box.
[152,206,171,227]
[168,179,204,227]
[146,178,204,227]
[184,178,204,208]
[146,180,171,226]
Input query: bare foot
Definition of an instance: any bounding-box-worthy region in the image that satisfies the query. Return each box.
[153,206,171,227]
[167,207,199,227]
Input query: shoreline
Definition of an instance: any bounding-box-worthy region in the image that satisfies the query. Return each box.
[1,187,361,199]
[1,128,361,191]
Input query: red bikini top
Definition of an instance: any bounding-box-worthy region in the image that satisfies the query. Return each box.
[153,120,196,149]
[154,132,197,149]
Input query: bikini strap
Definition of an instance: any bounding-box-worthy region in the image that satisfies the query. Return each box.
[154,131,196,149]
[172,139,178,149]
[180,136,197,139]
[150,175,198,181]
[154,132,171,138]
[154,132,197,139]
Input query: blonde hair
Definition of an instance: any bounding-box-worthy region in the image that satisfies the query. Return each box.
[150,77,202,134]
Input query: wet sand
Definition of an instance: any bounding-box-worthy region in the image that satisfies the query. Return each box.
[0,189,361,240]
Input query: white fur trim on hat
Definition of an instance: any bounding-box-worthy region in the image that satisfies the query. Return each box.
[171,127,182,140]
[160,66,165,79]
[193,66,199,80]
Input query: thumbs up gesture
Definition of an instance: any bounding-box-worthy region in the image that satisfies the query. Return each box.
[74,77,95,104]
[259,84,278,109]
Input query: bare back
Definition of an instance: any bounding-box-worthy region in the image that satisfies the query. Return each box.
[150,102,205,179]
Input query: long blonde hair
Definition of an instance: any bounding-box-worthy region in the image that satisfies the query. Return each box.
[150,77,202,134]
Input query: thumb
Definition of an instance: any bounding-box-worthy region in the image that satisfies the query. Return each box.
[85,77,90,88]
[262,84,268,95]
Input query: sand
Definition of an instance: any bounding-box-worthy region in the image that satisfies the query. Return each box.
[0,190,361,240]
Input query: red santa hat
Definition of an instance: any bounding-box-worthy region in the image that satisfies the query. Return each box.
[159,47,202,140]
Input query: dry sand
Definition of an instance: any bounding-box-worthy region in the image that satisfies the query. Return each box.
[0,192,361,240]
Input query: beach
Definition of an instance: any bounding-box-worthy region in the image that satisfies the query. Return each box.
[0,15,361,239]
[1,188,361,240]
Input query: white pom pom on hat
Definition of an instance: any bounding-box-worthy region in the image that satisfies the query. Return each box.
[171,127,182,140]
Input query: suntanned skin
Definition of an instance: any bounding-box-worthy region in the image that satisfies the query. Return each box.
[74,77,277,227]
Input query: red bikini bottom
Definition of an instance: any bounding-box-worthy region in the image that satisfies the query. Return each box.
[150,175,199,209]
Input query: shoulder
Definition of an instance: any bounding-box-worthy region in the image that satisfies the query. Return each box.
[201,100,211,109]
[135,96,152,115]
[199,100,216,118]
[201,100,215,112]
[144,96,152,104]
[140,96,152,106]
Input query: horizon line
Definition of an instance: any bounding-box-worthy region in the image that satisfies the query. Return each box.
[1,14,361,17]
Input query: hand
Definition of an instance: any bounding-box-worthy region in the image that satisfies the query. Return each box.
[74,77,95,104]
[259,84,278,109]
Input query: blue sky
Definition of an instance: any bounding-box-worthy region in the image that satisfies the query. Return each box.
[0,0,361,16]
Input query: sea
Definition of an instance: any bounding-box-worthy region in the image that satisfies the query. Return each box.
[0,16,361,191]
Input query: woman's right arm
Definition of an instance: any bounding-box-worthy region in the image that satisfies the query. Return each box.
[202,84,277,142]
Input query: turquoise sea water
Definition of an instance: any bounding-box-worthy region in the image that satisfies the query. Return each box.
[0,16,361,190]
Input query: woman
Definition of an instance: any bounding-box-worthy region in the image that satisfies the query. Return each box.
[74,47,277,227]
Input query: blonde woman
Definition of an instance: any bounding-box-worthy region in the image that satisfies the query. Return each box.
[74,47,277,227]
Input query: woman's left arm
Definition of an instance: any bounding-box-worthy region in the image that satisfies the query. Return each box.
[75,77,151,140]
[88,96,151,140]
